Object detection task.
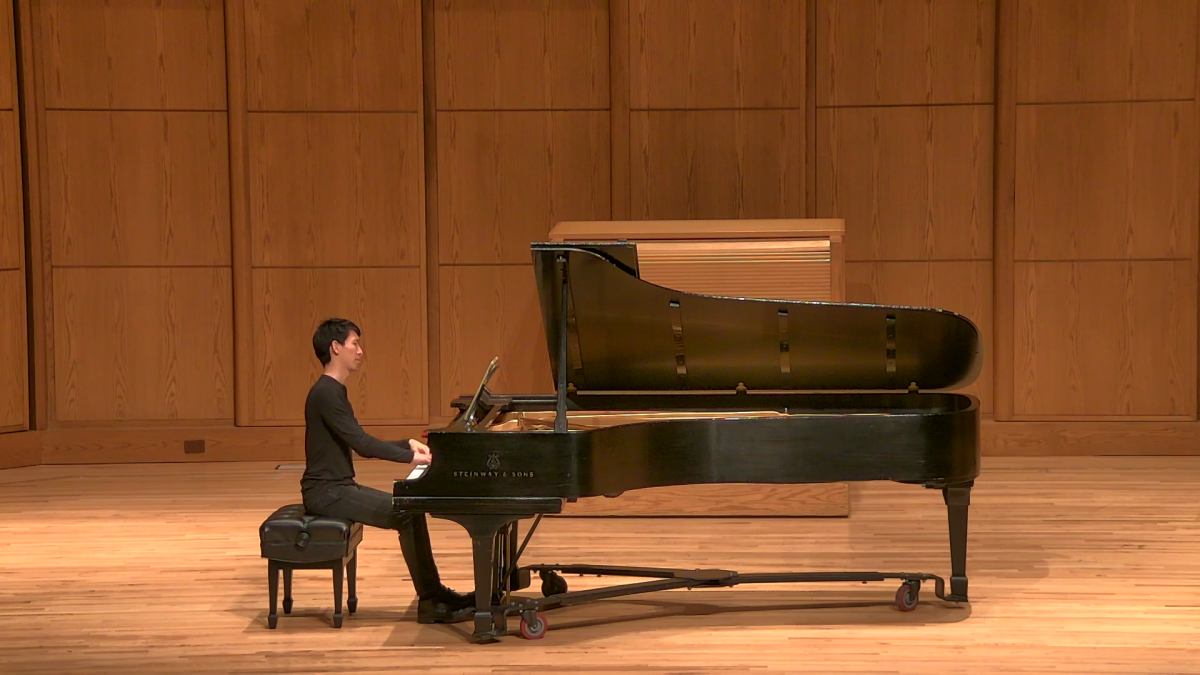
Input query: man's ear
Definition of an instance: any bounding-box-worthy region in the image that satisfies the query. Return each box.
[330,340,340,355]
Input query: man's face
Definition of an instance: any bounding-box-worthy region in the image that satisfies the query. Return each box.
[332,332,364,371]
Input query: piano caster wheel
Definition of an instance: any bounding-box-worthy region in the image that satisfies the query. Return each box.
[520,611,548,640]
[540,571,568,597]
[895,581,920,612]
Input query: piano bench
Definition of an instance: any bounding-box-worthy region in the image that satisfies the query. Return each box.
[258,504,363,629]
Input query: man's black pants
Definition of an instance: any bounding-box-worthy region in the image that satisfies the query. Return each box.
[302,482,446,599]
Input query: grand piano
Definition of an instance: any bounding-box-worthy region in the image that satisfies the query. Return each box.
[393,241,982,643]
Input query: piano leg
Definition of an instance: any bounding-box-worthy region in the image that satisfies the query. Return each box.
[942,482,971,602]
[439,514,526,644]
[470,530,503,642]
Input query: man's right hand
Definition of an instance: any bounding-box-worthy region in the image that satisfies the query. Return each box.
[409,439,432,465]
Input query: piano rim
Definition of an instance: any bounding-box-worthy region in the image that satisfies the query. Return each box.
[440,391,980,433]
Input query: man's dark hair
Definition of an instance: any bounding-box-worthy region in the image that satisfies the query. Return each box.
[313,318,361,366]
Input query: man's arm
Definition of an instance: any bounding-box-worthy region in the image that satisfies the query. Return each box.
[320,388,415,463]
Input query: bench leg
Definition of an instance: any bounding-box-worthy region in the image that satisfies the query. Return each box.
[347,552,358,614]
[332,562,344,628]
[267,560,279,629]
[282,568,293,614]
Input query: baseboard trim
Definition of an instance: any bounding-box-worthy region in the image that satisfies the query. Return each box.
[0,431,42,469]
[30,425,430,464]
[983,419,1200,455]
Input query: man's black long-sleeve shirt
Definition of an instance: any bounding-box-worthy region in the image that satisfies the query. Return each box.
[301,374,414,493]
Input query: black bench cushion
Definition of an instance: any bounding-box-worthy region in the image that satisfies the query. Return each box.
[260,504,361,563]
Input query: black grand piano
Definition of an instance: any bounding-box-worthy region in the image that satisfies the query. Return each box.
[394,241,981,643]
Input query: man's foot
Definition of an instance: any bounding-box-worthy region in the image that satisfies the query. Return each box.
[416,586,476,624]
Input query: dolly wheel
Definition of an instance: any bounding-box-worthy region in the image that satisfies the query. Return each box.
[895,582,920,612]
[540,571,569,596]
[520,611,548,639]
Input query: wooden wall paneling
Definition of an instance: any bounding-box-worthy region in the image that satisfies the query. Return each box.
[0,270,27,431]
[52,268,233,424]
[225,0,252,426]
[0,0,12,112]
[609,0,629,220]
[628,0,803,110]
[431,0,610,420]
[242,0,427,426]
[805,0,816,214]
[14,0,48,431]
[421,0,442,430]
[1016,0,1197,104]
[438,265,552,407]
[245,0,420,112]
[3,0,1196,459]
[248,112,422,267]
[0,0,13,287]
[436,110,610,264]
[816,105,994,261]
[411,2,431,432]
[1,0,27,434]
[816,0,995,107]
[27,0,234,428]
[629,109,805,220]
[993,0,1017,421]
[1014,261,1197,419]
[1009,0,1200,422]
[37,0,227,110]
[45,111,231,266]
[1015,102,1197,261]
[251,268,427,425]
[433,0,608,110]
[626,0,806,222]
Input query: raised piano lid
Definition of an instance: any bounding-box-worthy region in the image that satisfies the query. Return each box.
[531,242,983,393]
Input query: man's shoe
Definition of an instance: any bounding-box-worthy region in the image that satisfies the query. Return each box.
[416,597,475,624]
[416,587,477,624]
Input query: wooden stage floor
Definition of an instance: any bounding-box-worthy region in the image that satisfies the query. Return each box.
[1,456,1199,674]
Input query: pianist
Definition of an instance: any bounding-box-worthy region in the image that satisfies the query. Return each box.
[300,318,474,624]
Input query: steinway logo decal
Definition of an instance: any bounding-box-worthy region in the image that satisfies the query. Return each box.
[451,452,535,479]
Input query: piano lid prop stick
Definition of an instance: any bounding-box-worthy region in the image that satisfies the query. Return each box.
[555,254,569,432]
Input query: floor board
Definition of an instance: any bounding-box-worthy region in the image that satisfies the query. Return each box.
[1,456,1198,673]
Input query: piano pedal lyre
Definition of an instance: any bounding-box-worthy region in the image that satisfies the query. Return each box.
[494,514,545,603]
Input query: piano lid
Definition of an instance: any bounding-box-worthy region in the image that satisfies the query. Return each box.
[531,242,983,393]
